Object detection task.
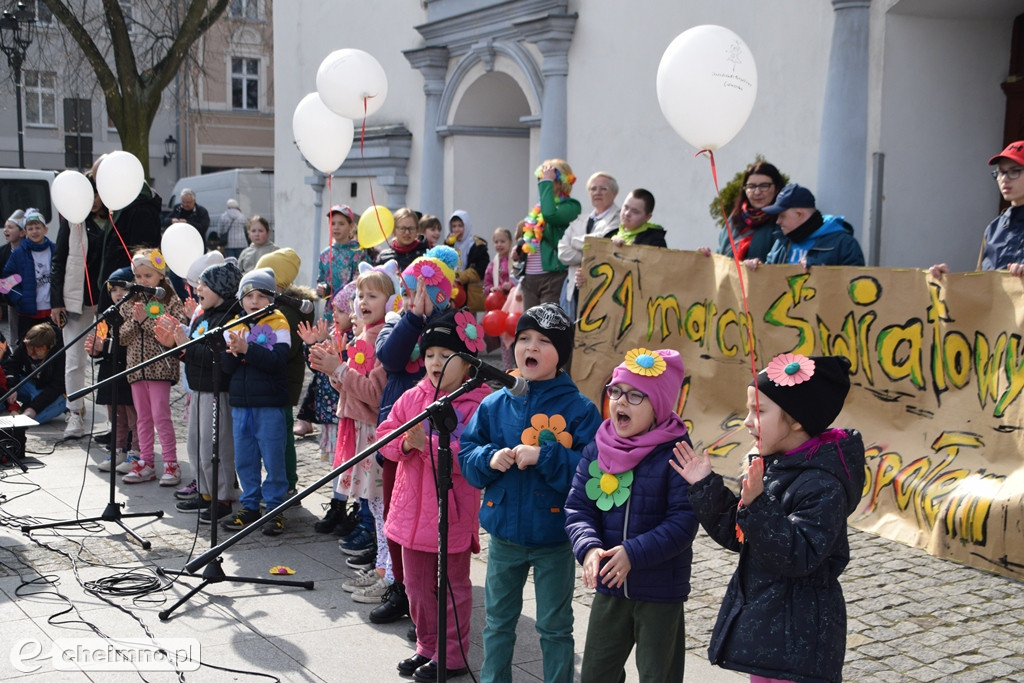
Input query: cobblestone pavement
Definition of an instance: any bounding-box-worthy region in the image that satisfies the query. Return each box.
[2,382,1023,681]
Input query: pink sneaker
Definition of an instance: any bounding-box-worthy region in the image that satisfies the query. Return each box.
[123,463,156,484]
[160,463,181,487]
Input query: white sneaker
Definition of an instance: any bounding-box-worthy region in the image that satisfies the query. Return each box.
[122,463,156,484]
[97,450,127,472]
[64,410,86,438]
[351,576,391,604]
[116,452,141,474]
[342,568,380,593]
[159,463,181,487]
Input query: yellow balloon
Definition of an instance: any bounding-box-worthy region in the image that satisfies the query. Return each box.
[357,205,394,248]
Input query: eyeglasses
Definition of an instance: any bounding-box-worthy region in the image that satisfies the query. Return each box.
[394,224,418,233]
[604,385,648,405]
[743,182,774,193]
[992,167,1023,181]
[589,185,611,193]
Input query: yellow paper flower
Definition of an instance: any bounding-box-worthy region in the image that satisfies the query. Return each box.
[269,565,295,575]
[521,413,573,448]
[624,348,666,377]
[149,250,166,271]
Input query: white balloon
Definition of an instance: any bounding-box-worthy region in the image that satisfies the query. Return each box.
[292,92,355,174]
[161,222,205,279]
[656,25,758,151]
[50,170,95,224]
[95,150,145,211]
[316,48,388,119]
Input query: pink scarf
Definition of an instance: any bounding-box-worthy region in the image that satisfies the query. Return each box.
[594,413,688,474]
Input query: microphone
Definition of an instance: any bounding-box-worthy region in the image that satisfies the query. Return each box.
[456,352,528,397]
[108,280,165,299]
[274,293,315,315]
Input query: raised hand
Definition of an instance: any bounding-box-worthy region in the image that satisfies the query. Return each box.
[740,456,764,506]
[670,440,713,484]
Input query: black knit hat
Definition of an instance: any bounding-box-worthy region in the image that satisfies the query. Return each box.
[515,303,574,369]
[420,307,475,357]
[755,354,851,436]
[200,262,242,303]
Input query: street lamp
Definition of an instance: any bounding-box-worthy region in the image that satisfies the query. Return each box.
[162,134,177,166]
[0,2,35,169]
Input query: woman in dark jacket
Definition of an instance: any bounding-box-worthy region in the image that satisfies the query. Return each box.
[718,160,785,261]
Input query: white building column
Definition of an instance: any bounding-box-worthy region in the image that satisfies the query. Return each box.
[405,46,449,217]
[817,0,872,235]
[516,13,577,161]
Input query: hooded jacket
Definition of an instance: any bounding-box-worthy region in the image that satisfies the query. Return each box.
[460,371,602,547]
[181,297,238,393]
[379,378,491,554]
[764,214,865,267]
[3,237,55,315]
[688,429,866,683]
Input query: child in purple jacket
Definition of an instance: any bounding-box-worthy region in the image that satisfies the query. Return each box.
[564,347,699,683]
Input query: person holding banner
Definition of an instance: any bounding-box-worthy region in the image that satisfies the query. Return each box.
[719,161,785,262]
[930,140,1024,278]
[671,354,865,683]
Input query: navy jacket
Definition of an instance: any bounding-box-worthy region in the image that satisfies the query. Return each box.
[375,308,440,424]
[3,238,55,315]
[3,343,64,412]
[222,310,291,408]
[565,437,699,603]
[689,430,866,683]
[181,299,237,393]
[460,371,602,547]
[980,204,1024,271]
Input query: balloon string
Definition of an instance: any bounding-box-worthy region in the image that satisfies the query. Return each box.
[360,96,387,245]
[327,173,334,307]
[108,210,134,273]
[698,148,761,452]
[77,222,95,308]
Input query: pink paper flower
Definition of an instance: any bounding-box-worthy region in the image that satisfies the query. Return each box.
[347,338,375,375]
[765,353,815,386]
[410,258,446,286]
[455,310,485,354]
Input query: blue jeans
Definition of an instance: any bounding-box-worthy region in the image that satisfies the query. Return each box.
[232,406,287,511]
[481,536,576,683]
[19,380,66,425]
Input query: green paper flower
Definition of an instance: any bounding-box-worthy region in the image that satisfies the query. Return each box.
[584,459,633,511]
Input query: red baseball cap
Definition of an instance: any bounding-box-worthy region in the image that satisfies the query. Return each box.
[327,204,355,221]
[988,141,1024,166]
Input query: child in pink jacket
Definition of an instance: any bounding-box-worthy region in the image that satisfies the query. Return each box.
[377,307,491,680]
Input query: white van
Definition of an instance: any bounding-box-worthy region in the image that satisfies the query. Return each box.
[169,169,274,232]
[0,168,58,230]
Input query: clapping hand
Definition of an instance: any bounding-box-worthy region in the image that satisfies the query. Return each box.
[670,440,713,484]
[740,456,764,506]
[226,329,248,356]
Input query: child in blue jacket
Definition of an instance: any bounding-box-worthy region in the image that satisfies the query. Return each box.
[460,303,601,683]
[564,348,698,682]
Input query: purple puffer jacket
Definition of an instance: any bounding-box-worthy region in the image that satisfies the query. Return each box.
[565,437,699,603]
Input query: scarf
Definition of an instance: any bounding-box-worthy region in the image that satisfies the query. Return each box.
[727,201,773,260]
[594,412,688,474]
[785,210,824,245]
[614,221,656,246]
[391,237,421,255]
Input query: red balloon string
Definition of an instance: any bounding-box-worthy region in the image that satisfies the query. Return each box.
[697,148,761,453]
[76,223,95,308]
[327,172,335,309]
[108,210,134,273]
[360,96,388,245]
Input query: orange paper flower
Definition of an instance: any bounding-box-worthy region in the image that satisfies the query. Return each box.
[521,413,573,448]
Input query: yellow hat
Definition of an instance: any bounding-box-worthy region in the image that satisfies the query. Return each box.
[256,247,301,288]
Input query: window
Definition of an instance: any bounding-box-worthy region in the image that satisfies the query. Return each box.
[30,0,53,27]
[229,0,259,20]
[24,70,56,126]
[231,57,259,111]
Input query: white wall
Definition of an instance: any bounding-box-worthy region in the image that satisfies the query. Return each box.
[876,14,1012,270]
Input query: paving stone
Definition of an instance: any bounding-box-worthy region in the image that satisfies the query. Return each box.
[906,666,951,682]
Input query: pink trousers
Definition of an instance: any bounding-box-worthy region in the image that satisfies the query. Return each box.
[130,380,176,467]
[403,547,472,667]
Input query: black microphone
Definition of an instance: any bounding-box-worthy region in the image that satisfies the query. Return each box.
[108,280,165,299]
[274,293,315,315]
[456,352,528,397]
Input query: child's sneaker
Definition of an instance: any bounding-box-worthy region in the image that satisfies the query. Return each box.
[116,451,141,474]
[351,576,391,604]
[342,568,380,593]
[97,450,126,472]
[261,514,285,536]
[339,527,375,555]
[175,496,209,513]
[159,463,181,487]
[122,463,156,484]
[222,508,261,532]
[64,410,86,439]
[199,501,233,524]
[344,546,376,570]
[175,479,198,500]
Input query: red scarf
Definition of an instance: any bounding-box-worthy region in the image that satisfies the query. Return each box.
[728,201,773,260]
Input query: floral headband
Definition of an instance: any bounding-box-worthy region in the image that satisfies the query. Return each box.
[534,164,577,188]
[132,249,168,274]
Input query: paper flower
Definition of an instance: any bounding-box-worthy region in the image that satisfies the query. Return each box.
[95,320,108,340]
[410,258,447,286]
[624,348,666,377]
[766,353,815,386]
[191,320,209,340]
[405,343,423,374]
[348,338,374,375]
[585,460,633,511]
[269,565,295,575]
[521,413,573,448]
[149,250,166,271]
[146,301,165,319]
[455,310,484,354]
[247,323,278,350]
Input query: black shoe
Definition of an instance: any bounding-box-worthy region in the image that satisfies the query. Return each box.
[407,624,417,642]
[369,582,409,624]
[221,507,260,531]
[397,654,431,676]
[94,431,112,445]
[345,547,375,569]
[200,501,233,524]
[332,503,360,537]
[175,497,207,513]
[412,660,469,681]
[262,514,285,536]
[314,498,345,533]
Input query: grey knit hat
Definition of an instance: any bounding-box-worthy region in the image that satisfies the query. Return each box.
[200,262,242,303]
[237,267,277,299]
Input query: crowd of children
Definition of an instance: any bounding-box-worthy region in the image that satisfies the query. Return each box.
[0,154,876,683]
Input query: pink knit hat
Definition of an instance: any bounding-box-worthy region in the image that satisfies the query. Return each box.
[610,348,686,424]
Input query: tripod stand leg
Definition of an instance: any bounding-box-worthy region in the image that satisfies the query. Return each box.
[22,503,164,550]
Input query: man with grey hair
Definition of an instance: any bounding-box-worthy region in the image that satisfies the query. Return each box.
[168,188,211,243]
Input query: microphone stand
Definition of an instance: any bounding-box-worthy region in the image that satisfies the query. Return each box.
[21,294,165,549]
[154,307,312,621]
